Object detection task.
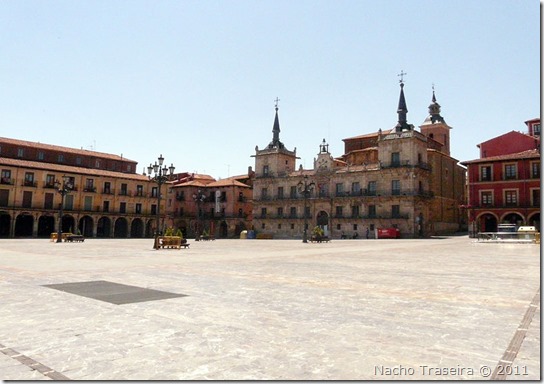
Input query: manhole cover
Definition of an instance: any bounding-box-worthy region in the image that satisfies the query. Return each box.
[43,280,187,305]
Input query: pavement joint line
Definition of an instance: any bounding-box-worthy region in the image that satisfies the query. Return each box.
[490,288,540,380]
[0,342,70,380]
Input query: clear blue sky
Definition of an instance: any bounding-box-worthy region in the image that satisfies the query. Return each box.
[0,0,540,179]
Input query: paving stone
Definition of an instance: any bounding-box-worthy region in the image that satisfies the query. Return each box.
[0,237,539,380]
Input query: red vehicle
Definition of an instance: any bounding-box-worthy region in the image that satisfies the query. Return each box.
[377,228,401,239]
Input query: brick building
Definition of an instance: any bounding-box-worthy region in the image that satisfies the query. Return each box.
[461,118,540,234]
[252,82,466,239]
[170,172,253,238]
[0,137,166,238]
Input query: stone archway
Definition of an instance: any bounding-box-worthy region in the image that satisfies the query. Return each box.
[114,217,129,238]
[501,212,524,226]
[479,213,498,232]
[527,212,540,229]
[131,218,144,238]
[97,217,112,237]
[14,213,33,237]
[79,215,94,237]
[62,215,76,234]
[38,215,55,237]
[0,212,11,237]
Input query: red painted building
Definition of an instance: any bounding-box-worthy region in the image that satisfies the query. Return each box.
[461,118,540,234]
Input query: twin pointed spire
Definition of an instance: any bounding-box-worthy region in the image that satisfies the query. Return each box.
[395,70,412,132]
[268,97,284,149]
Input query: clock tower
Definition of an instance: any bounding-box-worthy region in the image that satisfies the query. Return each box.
[314,138,334,171]
[252,100,298,178]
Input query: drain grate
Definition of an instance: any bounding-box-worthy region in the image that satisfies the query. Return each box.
[43,280,187,305]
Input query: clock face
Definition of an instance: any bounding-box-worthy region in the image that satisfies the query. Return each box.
[317,157,329,169]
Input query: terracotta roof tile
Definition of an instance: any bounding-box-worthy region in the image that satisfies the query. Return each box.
[0,157,149,181]
[461,149,540,165]
[0,137,137,163]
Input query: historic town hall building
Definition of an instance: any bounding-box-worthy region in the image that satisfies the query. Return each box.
[252,81,466,239]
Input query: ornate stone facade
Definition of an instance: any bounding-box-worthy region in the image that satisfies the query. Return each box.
[252,84,466,239]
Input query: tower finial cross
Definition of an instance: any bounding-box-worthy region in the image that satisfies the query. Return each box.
[274,97,280,109]
[398,70,407,83]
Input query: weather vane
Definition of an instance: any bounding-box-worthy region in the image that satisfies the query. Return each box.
[398,70,407,83]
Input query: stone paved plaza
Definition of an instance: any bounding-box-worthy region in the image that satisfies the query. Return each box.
[0,236,540,380]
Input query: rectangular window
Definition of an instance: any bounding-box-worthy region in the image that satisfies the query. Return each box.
[151,187,158,198]
[103,182,112,194]
[120,202,127,213]
[136,203,142,214]
[392,205,401,218]
[533,123,541,136]
[351,205,360,218]
[136,185,144,197]
[0,189,8,206]
[64,194,74,210]
[481,191,493,206]
[277,186,284,199]
[44,193,54,209]
[261,207,267,218]
[290,206,297,218]
[17,148,24,157]
[277,207,283,217]
[1,169,11,184]
[58,154,64,163]
[22,191,32,208]
[532,162,540,178]
[392,180,401,195]
[368,205,376,218]
[261,188,268,199]
[45,174,55,188]
[335,183,344,196]
[120,183,128,195]
[532,189,540,207]
[351,182,361,195]
[505,190,518,206]
[335,206,343,217]
[391,152,400,166]
[84,196,93,211]
[290,186,297,198]
[76,157,82,165]
[368,181,377,195]
[263,165,269,176]
[480,165,492,181]
[24,172,35,187]
[504,164,517,180]
[103,201,110,212]
[304,206,310,218]
[37,151,45,160]
[85,179,95,192]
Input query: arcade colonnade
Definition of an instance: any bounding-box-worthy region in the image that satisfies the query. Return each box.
[0,209,157,238]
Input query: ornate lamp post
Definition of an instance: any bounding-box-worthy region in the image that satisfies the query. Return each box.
[147,154,175,249]
[297,175,315,243]
[55,175,73,243]
[192,189,206,239]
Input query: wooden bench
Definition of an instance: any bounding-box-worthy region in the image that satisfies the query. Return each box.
[66,235,85,242]
[310,235,330,243]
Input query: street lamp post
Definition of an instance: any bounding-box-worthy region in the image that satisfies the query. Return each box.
[147,154,175,250]
[55,175,73,243]
[192,189,206,239]
[297,175,315,243]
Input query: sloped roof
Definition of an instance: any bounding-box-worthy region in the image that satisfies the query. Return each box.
[207,179,251,188]
[343,129,393,141]
[0,137,137,163]
[461,149,540,165]
[477,130,539,148]
[0,157,149,181]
